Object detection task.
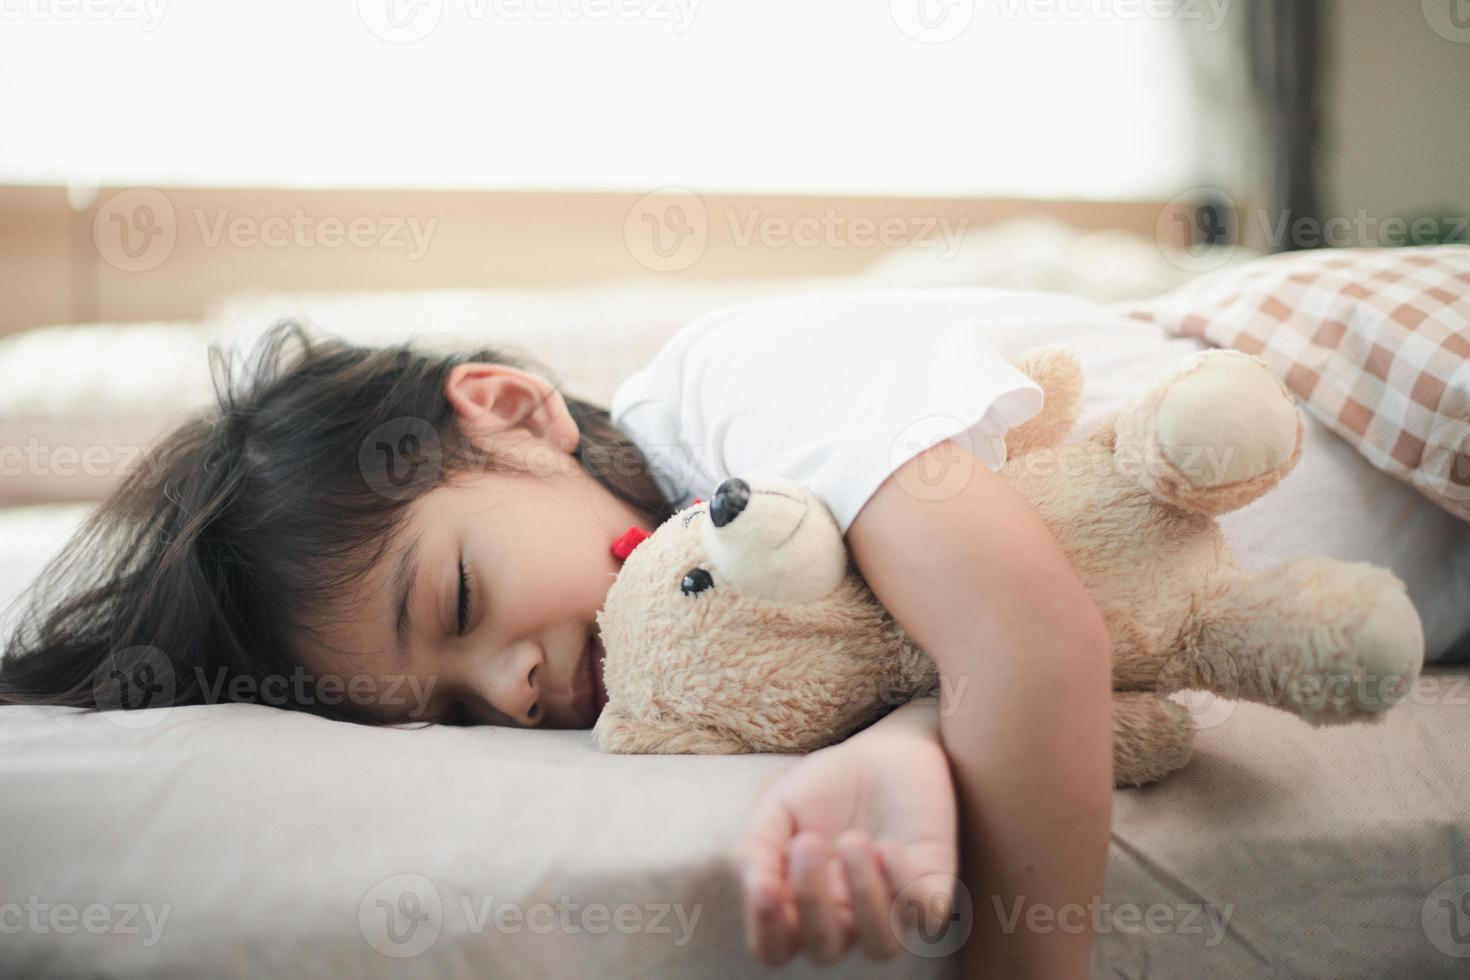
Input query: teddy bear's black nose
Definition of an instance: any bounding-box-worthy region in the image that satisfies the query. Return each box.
[709,477,751,528]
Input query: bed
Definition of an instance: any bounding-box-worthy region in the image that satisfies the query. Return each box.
[3,225,1469,978]
[0,669,1465,979]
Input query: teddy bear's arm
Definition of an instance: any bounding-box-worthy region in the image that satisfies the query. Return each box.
[593,702,759,754]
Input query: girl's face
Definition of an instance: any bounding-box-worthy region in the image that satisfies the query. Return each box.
[291,362,656,728]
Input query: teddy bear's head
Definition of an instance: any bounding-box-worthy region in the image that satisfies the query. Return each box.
[592,475,934,754]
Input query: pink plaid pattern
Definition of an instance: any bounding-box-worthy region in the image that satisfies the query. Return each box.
[1122,246,1470,524]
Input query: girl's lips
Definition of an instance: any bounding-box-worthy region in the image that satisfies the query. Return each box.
[575,631,609,727]
[590,633,608,714]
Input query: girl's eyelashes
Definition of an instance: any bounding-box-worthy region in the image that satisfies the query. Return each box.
[456,558,472,636]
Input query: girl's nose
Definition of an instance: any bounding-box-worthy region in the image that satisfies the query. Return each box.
[486,643,544,727]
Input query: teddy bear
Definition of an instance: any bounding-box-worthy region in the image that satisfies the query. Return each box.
[591,345,1426,786]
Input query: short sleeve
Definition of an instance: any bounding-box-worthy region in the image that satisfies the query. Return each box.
[611,291,1045,535]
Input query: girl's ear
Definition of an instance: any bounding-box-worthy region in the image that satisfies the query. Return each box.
[444,362,580,454]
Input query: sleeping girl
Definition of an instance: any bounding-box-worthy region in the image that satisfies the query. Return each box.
[0,289,1121,977]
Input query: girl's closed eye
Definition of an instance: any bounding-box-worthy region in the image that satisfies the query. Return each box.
[457,558,473,636]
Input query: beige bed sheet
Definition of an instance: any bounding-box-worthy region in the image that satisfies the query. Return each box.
[0,670,1466,979]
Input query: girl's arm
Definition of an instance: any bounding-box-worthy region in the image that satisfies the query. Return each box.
[737,436,1113,975]
[847,437,1114,978]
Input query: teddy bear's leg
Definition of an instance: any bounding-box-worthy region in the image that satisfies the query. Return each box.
[1111,691,1195,787]
[1005,345,1085,458]
[1111,349,1304,517]
[593,703,758,754]
[1157,559,1425,726]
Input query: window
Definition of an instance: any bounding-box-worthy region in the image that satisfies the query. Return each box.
[0,0,1199,198]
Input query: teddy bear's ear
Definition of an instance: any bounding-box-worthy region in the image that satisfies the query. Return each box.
[1004,344,1085,457]
[593,703,757,755]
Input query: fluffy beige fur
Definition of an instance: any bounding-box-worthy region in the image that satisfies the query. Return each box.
[592,346,1426,786]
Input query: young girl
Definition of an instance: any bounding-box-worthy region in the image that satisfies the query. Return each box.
[0,291,1116,977]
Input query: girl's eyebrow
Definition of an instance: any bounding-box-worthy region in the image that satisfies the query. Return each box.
[391,531,425,662]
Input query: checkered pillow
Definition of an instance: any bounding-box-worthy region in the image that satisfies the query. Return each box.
[1122,246,1470,523]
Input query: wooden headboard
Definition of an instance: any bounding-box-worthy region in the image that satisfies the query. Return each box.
[0,185,1192,337]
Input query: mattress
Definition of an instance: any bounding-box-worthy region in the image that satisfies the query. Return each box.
[0,678,1466,979]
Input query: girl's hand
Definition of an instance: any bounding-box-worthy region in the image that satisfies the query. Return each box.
[734,700,959,967]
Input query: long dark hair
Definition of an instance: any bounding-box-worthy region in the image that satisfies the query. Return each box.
[0,320,675,723]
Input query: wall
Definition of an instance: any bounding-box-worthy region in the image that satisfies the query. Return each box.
[1319,0,1470,243]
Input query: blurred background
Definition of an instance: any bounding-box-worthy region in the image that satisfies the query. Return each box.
[0,0,1467,505]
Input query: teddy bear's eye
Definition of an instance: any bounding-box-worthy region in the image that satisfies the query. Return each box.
[680,568,715,596]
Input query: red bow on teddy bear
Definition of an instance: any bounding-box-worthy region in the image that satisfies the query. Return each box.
[610,498,702,562]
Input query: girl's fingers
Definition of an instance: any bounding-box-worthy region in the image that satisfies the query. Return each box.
[789,831,852,964]
[890,864,957,943]
[735,793,798,965]
[836,830,902,961]
[742,866,796,967]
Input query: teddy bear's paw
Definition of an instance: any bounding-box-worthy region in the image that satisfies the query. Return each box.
[1284,563,1425,725]
[1111,692,1195,788]
[1119,349,1303,516]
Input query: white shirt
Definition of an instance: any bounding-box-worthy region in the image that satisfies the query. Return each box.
[610,288,1067,535]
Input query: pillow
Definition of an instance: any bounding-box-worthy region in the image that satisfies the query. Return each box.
[0,321,215,506]
[1119,246,1470,523]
